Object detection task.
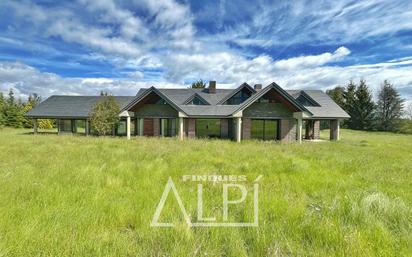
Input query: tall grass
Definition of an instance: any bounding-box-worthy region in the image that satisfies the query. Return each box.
[0,128,411,256]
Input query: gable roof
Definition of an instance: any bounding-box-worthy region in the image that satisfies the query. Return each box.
[122,86,185,114]
[26,82,350,119]
[287,90,350,118]
[217,83,255,104]
[125,87,238,117]
[182,93,210,105]
[25,96,135,118]
[235,82,312,115]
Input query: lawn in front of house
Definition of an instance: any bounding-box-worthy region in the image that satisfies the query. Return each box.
[0,128,411,256]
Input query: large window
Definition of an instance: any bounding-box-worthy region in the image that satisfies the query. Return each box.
[196,119,221,138]
[59,119,72,132]
[160,118,177,137]
[251,119,278,140]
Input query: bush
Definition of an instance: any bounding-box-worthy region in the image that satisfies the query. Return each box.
[90,96,120,136]
[396,119,412,134]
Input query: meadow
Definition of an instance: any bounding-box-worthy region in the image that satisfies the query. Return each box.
[0,128,411,256]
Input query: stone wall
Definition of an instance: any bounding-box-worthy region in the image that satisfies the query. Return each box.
[280,119,297,142]
[242,118,251,140]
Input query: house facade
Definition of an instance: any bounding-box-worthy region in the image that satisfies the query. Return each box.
[26,81,350,143]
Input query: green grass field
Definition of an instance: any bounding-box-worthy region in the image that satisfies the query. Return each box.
[0,128,411,256]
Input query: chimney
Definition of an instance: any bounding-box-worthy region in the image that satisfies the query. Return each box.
[209,81,216,94]
[254,84,262,91]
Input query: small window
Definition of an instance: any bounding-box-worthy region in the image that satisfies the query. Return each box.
[257,94,276,103]
[155,98,167,105]
[187,96,207,105]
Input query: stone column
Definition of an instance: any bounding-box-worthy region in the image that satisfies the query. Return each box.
[153,118,160,137]
[297,118,302,143]
[313,120,320,139]
[85,119,89,136]
[126,116,131,140]
[160,119,166,137]
[242,118,251,140]
[178,117,184,141]
[236,117,242,142]
[330,119,340,141]
[139,118,144,136]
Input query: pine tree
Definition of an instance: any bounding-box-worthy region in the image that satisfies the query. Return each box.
[191,79,206,89]
[343,80,357,129]
[376,80,404,131]
[353,80,375,130]
[0,92,5,127]
[326,86,346,108]
[3,89,24,128]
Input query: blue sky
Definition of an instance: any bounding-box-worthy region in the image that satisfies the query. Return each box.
[0,0,411,103]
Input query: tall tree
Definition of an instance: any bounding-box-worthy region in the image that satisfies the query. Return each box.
[343,80,357,129]
[90,96,120,136]
[405,102,412,120]
[191,79,206,89]
[376,80,404,131]
[326,86,346,108]
[3,89,24,128]
[352,80,375,130]
[0,92,5,127]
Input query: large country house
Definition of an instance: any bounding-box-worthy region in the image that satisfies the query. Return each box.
[26,81,350,143]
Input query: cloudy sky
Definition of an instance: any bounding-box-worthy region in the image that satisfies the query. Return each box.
[0,0,411,103]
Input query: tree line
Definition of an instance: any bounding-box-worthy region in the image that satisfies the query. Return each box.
[1,81,411,135]
[327,80,411,134]
[0,89,53,129]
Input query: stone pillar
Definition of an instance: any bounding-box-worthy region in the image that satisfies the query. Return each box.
[313,120,320,139]
[153,118,160,137]
[330,119,340,141]
[139,118,144,136]
[33,119,38,134]
[160,119,166,137]
[305,120,314,139]
[126,116,131,140]
[280,119,297,143]
[187,118,196,138]
[242,118,251,140]
[297,118,302,143]
[85,119,89,136]
[178,117,184,141]
[236,117,242,142]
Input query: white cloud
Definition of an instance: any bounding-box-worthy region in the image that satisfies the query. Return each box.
[0,0,411,104]
[1,49,411,103]
[274,47,351,69]
[0,62,181,99]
